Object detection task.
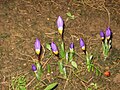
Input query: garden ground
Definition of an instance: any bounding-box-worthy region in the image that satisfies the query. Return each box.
[0,0,120,90]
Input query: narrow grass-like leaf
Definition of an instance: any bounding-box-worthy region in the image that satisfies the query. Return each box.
[47,64,51,74]
[66,52,69,64]
[36,62,42,80]
[69,52,73,62]
[61,42,65,51]
[63,67,67,78]
[96,69,99,76]
[44,82,58,90]
[59,42,65,58]
[58,61,64,74]
[90,55,93,60]
[91,65,94,71]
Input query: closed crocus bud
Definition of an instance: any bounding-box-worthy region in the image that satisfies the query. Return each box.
[70,42,74,53]
[32,64,37,72]
[57,16,63,35]
[80,38,85,51]
[51,42,58,55]
[100,30,105,40]
[34,38,41,55]
[106,27,111,40]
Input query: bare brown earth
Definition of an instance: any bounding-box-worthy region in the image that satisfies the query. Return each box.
[0,0,120,90]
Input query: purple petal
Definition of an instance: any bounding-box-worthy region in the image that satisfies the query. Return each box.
[32,64,37,71]
[80,38,85,50]
[35,38,41,50]
[34,38,41,54]
[106,27,111,38]
[70,42,74,49]
[70,42,74,52]
[100,30,105,39]
[80,38,85,47]
[57,16,63,29]
[51,42,58,52]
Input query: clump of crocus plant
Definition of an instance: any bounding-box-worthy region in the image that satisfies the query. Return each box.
[46,16,77,79]
[69,42,77,68]
[32,63,42,80]
[32,38,43,80]
[34,38,41,55]
[57,16,64,35]
[80,38,92,72]
[80,38,101,75]
[100,27,112,60]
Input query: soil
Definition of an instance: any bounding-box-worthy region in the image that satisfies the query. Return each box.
[0,0,120,90]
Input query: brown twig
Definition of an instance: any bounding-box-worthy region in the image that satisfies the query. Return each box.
[25,77,36,88]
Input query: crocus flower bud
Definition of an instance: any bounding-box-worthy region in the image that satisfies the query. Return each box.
[57,16,63,35]
[100,31,105,40]
[80,38,85,51]
[34,38,41,55]
[32,64,37,72]
[106,27,111,40]
[51,42,58,55]
[70,42,74,53]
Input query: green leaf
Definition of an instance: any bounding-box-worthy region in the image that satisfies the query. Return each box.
[96,69,99,76]
[66,12,75,19]
[63,67,67,78]
[36,62,42,80]
[65,52,69,64]
[35,73,40,80]
[46,43,51,51]
[91,65,94,71]
[47,64,51,73]
[36,62,41,71]
[59,42,65,58]
[87,65,91,72]
[58,61,64,74]
[66,12,72,17]
[19,86,26,90]
[69,52,73,62]
[61,42,65,51]
[87,88,92,90]
[44,82,58,90]
[89,55,93,60]
[71,61,77,69]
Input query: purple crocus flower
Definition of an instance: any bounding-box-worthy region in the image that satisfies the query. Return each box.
[51,42,58,55]
[34,38,41,55]
[32,64,37,72]
[80,38,85,50]
[106,27,111,40]
[57,16,63,35]
[100,30,105,40]
[70,42,74,52]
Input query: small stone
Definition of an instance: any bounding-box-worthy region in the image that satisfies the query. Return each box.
[23,63,27,66]
[105,66,109,70]
[47,18,49,20]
